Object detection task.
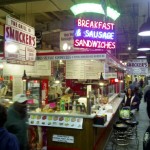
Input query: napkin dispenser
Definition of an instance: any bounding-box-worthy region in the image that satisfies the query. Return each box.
[94,114,107,125]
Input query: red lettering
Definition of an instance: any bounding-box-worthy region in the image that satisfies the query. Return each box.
[32,37,36,47]
[5,26,10,38]
[26,34,29,45]
[5,25,36,47]
[29,36,32,45]
[15,30,19,42]
[10,27,15,39]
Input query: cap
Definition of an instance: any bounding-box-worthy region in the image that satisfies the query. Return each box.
[13,94,29,103]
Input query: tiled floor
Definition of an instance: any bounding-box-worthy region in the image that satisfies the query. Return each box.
[105,97,150,150]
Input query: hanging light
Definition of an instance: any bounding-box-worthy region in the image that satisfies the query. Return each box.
[22,70,27,81]
[54,70,60,84]
[138,18,150,36]
[137,52,147,58]
[99,72,108,86]
[138,3,150,36]
[54,62,60,84]
[137,40,150,51]
[127,43,132,51]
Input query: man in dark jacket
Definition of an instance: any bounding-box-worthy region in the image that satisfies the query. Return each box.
[0,104,19,150]
[143,89,150,150]
[5,94,29,150]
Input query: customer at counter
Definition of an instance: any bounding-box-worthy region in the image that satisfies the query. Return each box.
[122,88,140,113]
[4,94,29,150]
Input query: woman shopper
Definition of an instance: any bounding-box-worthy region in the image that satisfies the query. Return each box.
[122,87,140,113]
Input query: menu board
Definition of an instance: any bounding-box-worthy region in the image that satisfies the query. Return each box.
[66,60,104,79]
[13,76,23,97]
[36,61,51,75]
[3,61,51,76]
[28,114,83,129]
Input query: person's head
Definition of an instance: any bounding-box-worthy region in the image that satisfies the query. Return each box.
[134,87,139,94]
[13,94,29,118]
[129,81,132,85]
[126,88,133,96]
[64,87,74,98]
[0,104,7,127]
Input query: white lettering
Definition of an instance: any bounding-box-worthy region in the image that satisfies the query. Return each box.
[84,30,114,40]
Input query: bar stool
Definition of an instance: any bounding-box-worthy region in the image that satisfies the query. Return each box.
[111,121,129,150]
[125,119,139,150]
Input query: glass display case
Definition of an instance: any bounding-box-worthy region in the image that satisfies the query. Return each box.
[26,79,41,110]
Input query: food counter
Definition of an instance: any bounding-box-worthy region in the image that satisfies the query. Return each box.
[28,94,123,150]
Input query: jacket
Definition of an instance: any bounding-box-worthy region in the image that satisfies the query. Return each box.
[122,94,140,110]
[143,126,150,150]
[0,127,19,150]
[4,104,28,150]
[144,89,150,102]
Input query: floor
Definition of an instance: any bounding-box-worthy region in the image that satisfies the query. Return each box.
[105,97,150,150]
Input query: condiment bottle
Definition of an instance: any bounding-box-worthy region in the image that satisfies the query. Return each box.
[60,100,65,111]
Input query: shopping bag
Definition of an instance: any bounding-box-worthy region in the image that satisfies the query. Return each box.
[119,106,131,119]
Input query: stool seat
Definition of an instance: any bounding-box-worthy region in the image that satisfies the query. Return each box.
[119,116,132,120]
[125,120,139,126]
[113,123,128,131]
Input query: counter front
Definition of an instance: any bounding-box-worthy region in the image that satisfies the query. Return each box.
[28,95,123,150]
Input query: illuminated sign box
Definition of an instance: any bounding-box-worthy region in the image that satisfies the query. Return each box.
[74,18,116,50]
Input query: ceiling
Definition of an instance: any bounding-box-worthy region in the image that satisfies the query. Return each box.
[0,0,150,62]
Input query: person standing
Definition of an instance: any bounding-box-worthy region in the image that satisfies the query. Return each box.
[0,104,19,150]
[5,94,29,150]
[143,88,150,150]
[122,88,140,113]
[144,85,150,102]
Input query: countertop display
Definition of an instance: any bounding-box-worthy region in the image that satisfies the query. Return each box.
[28,93,123,128]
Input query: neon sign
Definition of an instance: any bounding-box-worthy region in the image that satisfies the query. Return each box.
[74,18,116,50]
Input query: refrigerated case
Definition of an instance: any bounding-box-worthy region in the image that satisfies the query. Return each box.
[26,78,49,108]
[26,79,41,108]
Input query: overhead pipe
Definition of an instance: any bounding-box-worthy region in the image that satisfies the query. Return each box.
[0,0,44,6]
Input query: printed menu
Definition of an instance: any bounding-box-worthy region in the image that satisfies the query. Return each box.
[28,114,83,129]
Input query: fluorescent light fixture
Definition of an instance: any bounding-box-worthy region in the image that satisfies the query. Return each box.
[70,3,120,21]
[107,6,120,21]
[70,3,105,16]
